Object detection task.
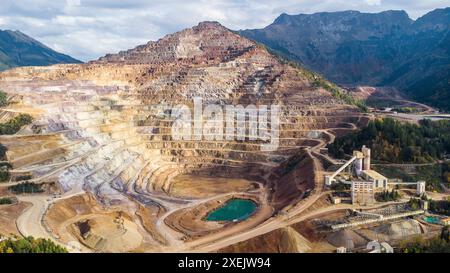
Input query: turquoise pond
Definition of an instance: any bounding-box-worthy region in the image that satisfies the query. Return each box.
[206,199,257,222]
[423,216,441,224]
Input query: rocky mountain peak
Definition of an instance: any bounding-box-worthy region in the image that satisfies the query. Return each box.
[273,13,293,25]
[95,21,256,65]
[414,7,450,31]
[194,21,226,30]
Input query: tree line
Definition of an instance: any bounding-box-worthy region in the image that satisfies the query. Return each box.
[0,236,68,253]
[0,113,33,135]
[328,118,450,163]
[399,226,450,253]
[0,91,7,107]
[0,108,34,182]
[9,182,43,194]
[376,189,400,202]
[0,197,13,205]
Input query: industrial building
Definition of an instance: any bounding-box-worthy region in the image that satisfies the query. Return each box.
[351,181,375,205]
[325,146,427,205]
[361,170,388,189]
[326,145,377,187]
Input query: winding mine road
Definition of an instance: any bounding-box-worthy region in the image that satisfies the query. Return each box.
[16,195,52,240]
[12,182,87,252]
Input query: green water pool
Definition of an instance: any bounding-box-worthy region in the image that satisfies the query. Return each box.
[206,199,257,222]
[423,216,440,224]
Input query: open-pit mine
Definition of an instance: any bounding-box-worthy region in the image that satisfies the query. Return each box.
[0,22,368,252]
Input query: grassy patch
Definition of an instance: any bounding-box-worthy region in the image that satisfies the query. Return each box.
[392,106,421,113]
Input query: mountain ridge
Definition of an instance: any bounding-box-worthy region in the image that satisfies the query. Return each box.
[0,29,81,71]
[239,8,450,111]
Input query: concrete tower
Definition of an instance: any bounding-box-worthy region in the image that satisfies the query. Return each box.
[417,181,426,196]
[353,151,364,176]
[362,145,371,170]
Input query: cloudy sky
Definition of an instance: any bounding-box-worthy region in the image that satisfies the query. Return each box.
[0,0,449,61]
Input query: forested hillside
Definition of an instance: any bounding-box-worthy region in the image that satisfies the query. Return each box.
[328,118,450,163]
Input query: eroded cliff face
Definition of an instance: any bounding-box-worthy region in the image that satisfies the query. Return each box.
[0,22,363,250]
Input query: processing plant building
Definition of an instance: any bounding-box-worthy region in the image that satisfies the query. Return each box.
[325,146,426,205]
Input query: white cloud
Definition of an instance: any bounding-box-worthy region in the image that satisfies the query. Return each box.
[366,0,381,6]
[0,18,7,26]
[66,0,81,7]
[0,0,449,61]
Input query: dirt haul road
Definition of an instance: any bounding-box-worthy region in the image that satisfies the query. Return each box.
[16,195,53,240]
[14,185,88,252]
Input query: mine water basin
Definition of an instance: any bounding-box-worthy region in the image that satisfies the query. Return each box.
[423,216,441,224]
[206,199,257,222]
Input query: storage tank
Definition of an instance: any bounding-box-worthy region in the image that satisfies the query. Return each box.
[417,181,426,195]
[355,158,363,176]
[362,145,371,170]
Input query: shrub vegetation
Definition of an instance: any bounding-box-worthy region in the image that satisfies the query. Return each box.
[0,236,67,253]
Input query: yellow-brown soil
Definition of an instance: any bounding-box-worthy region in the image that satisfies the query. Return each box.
[135,204,167,245]
[68,213,143,253]
[218,226,311,253]
[169,175,257,198]
[0,201,30,236]
[45,194,144,252]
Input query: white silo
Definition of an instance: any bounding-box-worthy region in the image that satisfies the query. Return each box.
[362,145,371,170]
[353,151,363,176]
[355,158,363,176]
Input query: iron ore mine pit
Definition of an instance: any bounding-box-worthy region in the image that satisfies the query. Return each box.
[0,22,366,252]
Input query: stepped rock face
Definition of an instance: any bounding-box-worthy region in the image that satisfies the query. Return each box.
[96,22,255,65]
[0,22,364,250]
